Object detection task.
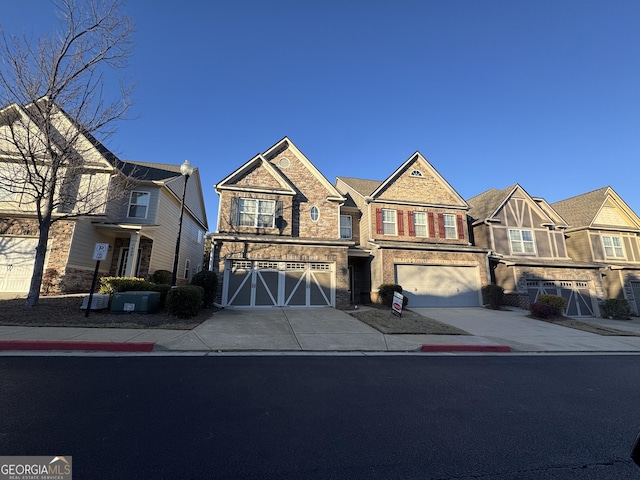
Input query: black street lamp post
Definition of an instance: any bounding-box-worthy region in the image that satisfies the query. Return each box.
[171,159,194,286]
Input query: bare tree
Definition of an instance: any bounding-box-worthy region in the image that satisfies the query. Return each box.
[0,0,134,307]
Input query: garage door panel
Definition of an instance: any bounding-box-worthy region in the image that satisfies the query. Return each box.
[527,280,594,317]
[255,270,278,306]
[395,265,480,307]
[0,237,38,293]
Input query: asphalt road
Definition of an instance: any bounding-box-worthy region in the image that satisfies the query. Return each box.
[1,355,639,479]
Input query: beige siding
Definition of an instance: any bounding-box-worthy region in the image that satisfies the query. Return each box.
[564,230,592,261]
[66,221,114,272]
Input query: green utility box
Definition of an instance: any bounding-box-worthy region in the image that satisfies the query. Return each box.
[110,291,160,314]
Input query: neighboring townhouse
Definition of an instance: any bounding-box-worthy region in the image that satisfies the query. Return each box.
[467,184,604,317]
[210,137,353,308]
[552,187,640,315]
[0,101,208,294]
[337,152,489,307]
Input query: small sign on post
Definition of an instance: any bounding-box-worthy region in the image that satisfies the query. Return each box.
[93,243,109,261]
[391,291,404,317]
[86,243,109,318]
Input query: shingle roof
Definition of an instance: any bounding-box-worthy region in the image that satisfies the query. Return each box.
[119,160,182,182]
[466,185,517,222]
[551,187,609,228]
[336,176,382,197]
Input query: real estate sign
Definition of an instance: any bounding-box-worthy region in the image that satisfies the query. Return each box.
[392,291,404,317]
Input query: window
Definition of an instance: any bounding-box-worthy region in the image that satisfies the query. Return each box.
[602,235,624,258]
[413,212,427,237]
[340,215,352,239]
[185,259,191,280]
[239,198,275,228]
[509,229,536,254]
[128,191,150,218]
[410,170,423,177]
[197,229,204,244]
[443,214,457,239]
[310,205,320,222]
[382,209,397,235]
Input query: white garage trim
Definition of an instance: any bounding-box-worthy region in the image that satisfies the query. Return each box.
[223,260,335,307]
[395,264,481,307]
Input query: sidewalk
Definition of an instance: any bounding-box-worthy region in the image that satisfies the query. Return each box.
[1,306,640,354]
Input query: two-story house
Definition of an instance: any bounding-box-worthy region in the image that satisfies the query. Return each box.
[0,100,208,294]
[210,137,353,308]
[552,187,640,315]
[336,152,489,307]
[467,184,605,317]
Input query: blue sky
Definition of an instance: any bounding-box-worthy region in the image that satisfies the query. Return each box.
[4,1,640,229]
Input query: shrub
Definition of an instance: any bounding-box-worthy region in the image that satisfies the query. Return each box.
[152,269,173,285]
[99,277,155,295]
[530,302,556,319]
[536,294,567,316]
[377,283,409,308]
[599,298,632,320]
[190,270,218,308]
[166,285,204,318]
[151,283,172,308]
[482,284,504,310]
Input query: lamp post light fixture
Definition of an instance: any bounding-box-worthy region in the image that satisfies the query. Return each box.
[171,159,194,286]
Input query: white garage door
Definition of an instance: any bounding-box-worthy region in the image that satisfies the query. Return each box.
[0,237,38,293]
[224,260,334,307]
[395,264,481,307]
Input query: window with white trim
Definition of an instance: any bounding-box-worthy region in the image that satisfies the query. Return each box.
[310,205,320,222]
[413,211,427,237]
[443,214,457,239]
[128,191,150,219]
[509,229,536,254]
[602,235,624,258]
[239,198,275,228]
[340,215,352,239]
[382,209,397,235]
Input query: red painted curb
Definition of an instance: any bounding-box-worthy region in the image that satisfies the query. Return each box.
[0,340,156,352]
[421,344,511,353]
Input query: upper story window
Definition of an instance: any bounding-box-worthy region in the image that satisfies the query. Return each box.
[443,213,457,239]
[509,229,536,254]
[382,209,397,235]
[128,191,150,219]
[310,205,320,222]
[413,211,428,237]
[602,235,624,258]
[239,198,275,228]
[340,215,352,239]
[410,170,423,177]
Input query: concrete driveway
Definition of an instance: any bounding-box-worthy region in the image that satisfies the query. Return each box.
[412,307,640,352]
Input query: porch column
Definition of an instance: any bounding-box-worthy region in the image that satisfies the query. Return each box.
[124,232,140,277]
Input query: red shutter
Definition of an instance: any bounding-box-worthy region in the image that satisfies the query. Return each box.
[428,212,436,238]
[438,214,445,238]
[408,211,415,237]
[457,214,465,240]
[376,208,383,234]
[397,210,404,236]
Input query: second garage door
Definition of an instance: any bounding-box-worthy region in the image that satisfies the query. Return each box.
[395,264,481,307]
[0,237,38,293]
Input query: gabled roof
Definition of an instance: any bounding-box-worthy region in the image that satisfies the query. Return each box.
[467,184,567,227]
[262,137,346,201]
[336,176,382,198]
[214,153,297,196]
[370,152,467,207]
[552,186,640,230]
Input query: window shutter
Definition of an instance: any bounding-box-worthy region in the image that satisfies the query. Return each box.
[438,214,445,238]
[457,214,465,240]
[428,212,436,238]
[230,197,239,227]
[408,211,415,237]
[275,200,284,230]
[397,210,404,236]
[376,208,383,234]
